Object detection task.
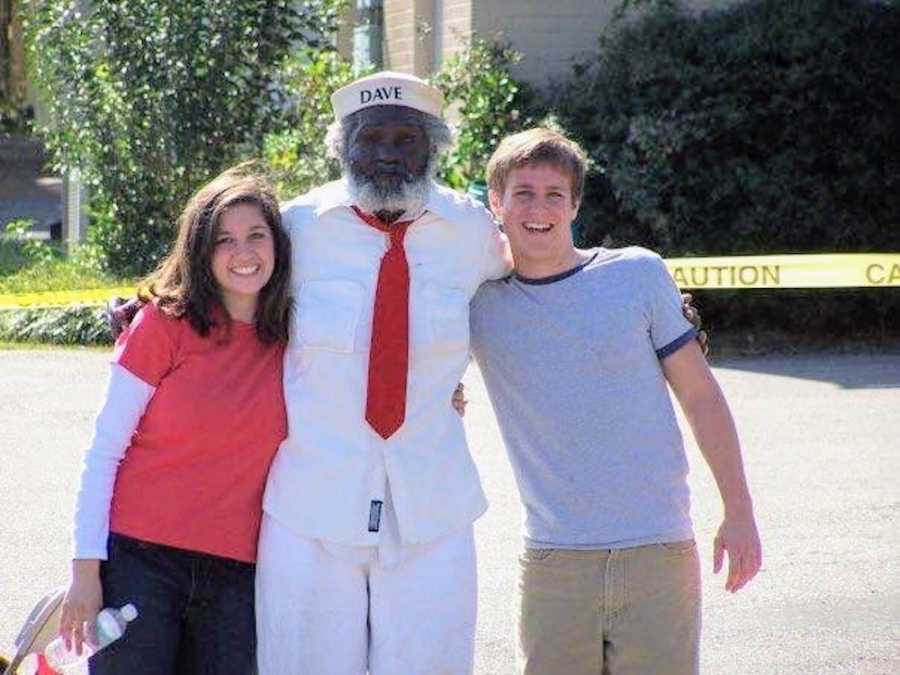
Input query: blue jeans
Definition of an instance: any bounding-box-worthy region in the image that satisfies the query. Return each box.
[90,533,256,675]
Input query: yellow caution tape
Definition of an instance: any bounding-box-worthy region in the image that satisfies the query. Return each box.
[0,286,138,309]
[0,253,897,307]
[666,254,900,289]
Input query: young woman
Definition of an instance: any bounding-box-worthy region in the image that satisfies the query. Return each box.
[58,166,292,674]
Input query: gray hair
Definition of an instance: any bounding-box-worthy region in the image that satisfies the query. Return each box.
[325,107,454,171]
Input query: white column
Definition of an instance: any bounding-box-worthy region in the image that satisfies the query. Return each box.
[61,168,87,247]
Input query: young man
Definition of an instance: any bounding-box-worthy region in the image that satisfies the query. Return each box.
[470,128,762,675]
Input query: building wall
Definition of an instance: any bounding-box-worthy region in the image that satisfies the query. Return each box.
[471,0,616,88]
[470,0,738,90]
[335,3,354,62]
[383,0,438,76]
[439,0,473,65]
[348,2,741,86]
[379,0,474,75]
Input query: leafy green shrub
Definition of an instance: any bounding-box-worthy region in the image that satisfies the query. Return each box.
[559,0,900,255]
[0,256,128,294]
[1,219,128,294]
[557,0,900,337]
[0,305,112,345]
[1,220,37,275]
[24,0,343,275]
[432,38,537,190]
[263,50,359,200]
[3,218,60,267]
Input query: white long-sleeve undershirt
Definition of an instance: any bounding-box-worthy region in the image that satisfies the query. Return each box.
[72,363,155,560]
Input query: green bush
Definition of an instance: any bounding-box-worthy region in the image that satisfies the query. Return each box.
[557,0,900,338]
[24,0,344,275]
[1,219,129,294]
[263,49,359,200]
[559,0,900,254]
[3,218,60,268]
[0,305,112,345]
[432,38,537,190]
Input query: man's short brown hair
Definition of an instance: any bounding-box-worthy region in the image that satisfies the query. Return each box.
[487,128,588,206]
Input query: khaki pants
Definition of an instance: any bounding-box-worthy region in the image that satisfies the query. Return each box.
[516,541,701,675]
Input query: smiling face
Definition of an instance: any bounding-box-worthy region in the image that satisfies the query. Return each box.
[489,163,580,275]
[210,203,275,320]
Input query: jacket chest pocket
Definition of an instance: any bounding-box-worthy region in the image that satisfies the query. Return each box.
[296,280,365,353]
[417,283,470,354]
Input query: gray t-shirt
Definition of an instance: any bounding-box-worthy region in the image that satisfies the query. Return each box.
[470,246,697,549]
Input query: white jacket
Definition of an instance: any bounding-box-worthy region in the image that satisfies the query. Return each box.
[263,180,511,546]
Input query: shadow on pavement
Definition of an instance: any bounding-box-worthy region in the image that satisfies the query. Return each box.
[711,353,900,390]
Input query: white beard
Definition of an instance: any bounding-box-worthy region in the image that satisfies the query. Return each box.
[344,146,437,215]
[346,169,432,217]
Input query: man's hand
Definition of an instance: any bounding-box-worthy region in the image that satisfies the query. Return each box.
[681,293,709,356]
[106,297,142,339]
[59,559,103,654]
[713,513,762,593]
[452,383,467,417]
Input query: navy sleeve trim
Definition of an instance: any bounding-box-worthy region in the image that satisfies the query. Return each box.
[656,327,698,359]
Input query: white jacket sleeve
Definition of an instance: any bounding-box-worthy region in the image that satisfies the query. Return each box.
[477,211,513,282]
[72,363,155,560]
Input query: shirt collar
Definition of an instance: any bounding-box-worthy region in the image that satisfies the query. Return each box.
[315,178,473,224]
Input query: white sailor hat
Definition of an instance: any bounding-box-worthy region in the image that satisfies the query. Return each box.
[331,70,444,121]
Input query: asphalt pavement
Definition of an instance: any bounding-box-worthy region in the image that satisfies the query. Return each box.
[1,349,898,673]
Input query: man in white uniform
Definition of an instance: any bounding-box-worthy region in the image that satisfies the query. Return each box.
[255,72,512,674]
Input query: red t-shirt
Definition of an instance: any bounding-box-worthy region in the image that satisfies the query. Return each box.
[109,302,287,563]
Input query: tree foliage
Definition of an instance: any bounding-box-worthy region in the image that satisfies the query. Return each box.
[24,0,343,274]
[431,38,536,190]
[263,49,359,199]
[557,0,900,339]
[560,0,900,256]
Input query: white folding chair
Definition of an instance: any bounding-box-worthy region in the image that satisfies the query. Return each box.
[2,588,65,675]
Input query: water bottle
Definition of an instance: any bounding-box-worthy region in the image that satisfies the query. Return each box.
[42,603,138,672]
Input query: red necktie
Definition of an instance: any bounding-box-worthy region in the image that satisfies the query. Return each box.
[353,206,414,439]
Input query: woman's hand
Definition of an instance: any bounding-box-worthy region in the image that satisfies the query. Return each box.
[59,559,103,655]
[452,383,468,417]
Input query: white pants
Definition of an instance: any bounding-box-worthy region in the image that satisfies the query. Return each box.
[256,514,478,675]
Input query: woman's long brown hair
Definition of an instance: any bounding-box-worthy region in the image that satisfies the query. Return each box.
[140,164,292,343]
